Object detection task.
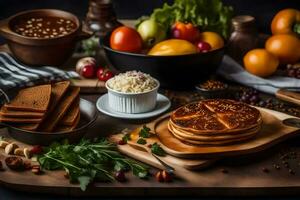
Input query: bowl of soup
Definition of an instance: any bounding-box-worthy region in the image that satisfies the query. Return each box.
[0,9,91,66]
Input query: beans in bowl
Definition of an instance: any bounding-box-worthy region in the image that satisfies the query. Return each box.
[12,16,76,38]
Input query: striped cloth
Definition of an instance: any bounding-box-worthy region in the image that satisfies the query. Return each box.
[0,52,79,105]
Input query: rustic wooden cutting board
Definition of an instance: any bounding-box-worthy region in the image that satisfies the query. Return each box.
[115,107,300,161]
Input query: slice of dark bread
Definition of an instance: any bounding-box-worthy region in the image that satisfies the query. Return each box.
[38,87,80,132]
[0,116,42,123]
[4,85,51,112]
[55,113,80,132]
[59,97,79,126]
[0,106,44,118]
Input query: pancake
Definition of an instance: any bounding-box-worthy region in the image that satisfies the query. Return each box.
[170,99,262,135]
[0,106,44,118]
[170,127,259,146]
[168,121,260,142]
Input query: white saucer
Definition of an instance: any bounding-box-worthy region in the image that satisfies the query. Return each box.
[96,93,171,119]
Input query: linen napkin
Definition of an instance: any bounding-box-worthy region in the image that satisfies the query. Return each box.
[0,52,79,105]
[217,55,300,95]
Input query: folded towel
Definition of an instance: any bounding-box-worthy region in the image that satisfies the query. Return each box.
[0,52,79,105]
[217,55,300,95]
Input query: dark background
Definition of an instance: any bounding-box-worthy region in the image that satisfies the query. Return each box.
[0,0,300,34]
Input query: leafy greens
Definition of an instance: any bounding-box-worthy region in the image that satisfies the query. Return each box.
[38,138,149,191]
[148,0,234,38]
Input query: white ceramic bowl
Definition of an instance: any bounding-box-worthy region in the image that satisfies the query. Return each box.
[105,79,160,114]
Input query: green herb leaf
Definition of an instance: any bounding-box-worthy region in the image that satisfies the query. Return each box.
[38,138,150,191]
[139,125,151,138]
[137,138,147,145]
[122,133,131,142]
[151,143,166,156]
[78,176,93,191]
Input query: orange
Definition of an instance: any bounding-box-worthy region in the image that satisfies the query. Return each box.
[243,49,279,77]
[265,34,300,64]
[200,32,224,50]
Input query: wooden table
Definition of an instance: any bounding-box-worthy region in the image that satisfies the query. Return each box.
[1,22,300,197]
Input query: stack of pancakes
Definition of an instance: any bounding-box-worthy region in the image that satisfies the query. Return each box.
[0,81,80,132]
[169,99,262,146]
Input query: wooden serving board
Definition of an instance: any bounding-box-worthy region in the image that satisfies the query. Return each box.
[110,134,215,170]
[116,107,300,160]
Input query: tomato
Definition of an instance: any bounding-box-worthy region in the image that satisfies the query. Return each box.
[171,22,201,43]
[110,26,143,53]
[271,8,300,35]
[195,41,212,53]
[265,34,300,64]
[81,65,96,78]
[97,67,114,82]
[243,49,279,77]
[200,32,224,50]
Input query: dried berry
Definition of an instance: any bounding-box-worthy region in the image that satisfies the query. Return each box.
[115,171,126,182]
[30,145,43,155]
[155,171,164,182]
[221,169,228,173]
[118,140,126,145]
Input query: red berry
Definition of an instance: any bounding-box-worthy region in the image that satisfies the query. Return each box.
[195,41,212,53]
[81,65,95,78]
[30,145,43,155]
[97,67,114,82]
[118,140,126,145]
[115,171,126,182]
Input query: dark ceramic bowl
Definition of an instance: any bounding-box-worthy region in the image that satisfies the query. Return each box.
[0,9,91,66]
[0,98,98,145]
[102,33,225,89]
[195,84,230,99]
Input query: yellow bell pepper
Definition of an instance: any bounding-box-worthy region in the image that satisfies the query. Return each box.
[148,39,198,56]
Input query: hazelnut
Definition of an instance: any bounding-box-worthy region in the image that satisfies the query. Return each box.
[0,140,9,148]
[5,143,19,155]
[155,171,164,182]
[155,170,172,182]
[5,156,24,171]
[24,148,31,159]
[14,148,25,156]
[161,170,172,182]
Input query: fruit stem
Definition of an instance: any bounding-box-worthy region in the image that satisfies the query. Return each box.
[293,23,300,35]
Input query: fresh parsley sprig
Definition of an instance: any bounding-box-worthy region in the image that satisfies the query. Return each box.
[38,138,149,191]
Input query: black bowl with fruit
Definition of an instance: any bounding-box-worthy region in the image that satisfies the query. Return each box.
[101,0,233,89]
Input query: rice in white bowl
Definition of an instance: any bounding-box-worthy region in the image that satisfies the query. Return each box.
[107,71,158,93]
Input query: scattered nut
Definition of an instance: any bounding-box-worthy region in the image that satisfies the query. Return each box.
[155,170,172,182]
[31,165,42,175]
[14,148,25,156]
[161,170,172,182]
[5,143,19,155]
[155,171,164,182]
[23,148,31,159]
[24,161,32,170]
[0,140,9,148]
[5,156,24,171]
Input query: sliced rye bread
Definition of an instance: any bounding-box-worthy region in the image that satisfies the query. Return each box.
[46,81,70,113]
[4,85,52,113]
[0,106,44,118]
[38,87,80,132]
[9,81,70,132]
[55,113,80,132]
[59,97,80,126]
[0,116,42,123]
